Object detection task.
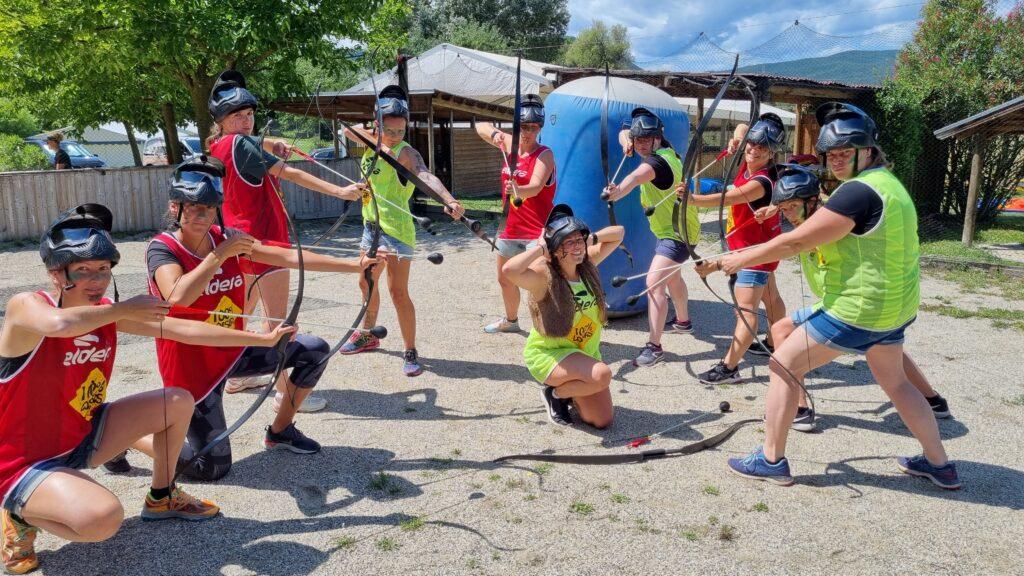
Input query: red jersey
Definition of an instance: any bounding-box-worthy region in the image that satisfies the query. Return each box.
[0,292,117,505]
[148,227,245,402]
[209,134,289,275]
[500,145,556,240]
[726,162,781,273]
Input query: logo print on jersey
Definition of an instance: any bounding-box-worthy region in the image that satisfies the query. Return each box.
[207,295,242,329]
[69,368,108,420]
[73,334,100,347]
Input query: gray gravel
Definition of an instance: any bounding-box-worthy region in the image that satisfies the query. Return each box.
[3,220,1022,576]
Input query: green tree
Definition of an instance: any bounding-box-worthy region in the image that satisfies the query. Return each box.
[877,0,1024,222]
[0,134,50,172]
[407,12,510,55]
[0,0,410,148]
[559,20,634,69]
[0,98,42,137]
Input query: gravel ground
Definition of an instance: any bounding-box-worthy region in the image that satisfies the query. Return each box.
[2,220,1022,576]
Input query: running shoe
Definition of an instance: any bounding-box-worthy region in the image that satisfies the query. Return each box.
[896,455,962,490]
[339,330,380,355]
[225,373,273,394]
[273,391,327,413]
[634,342,664,367]
[265,423,321,454]
[403,348,423,377]
[484,317,520,334]
[746,338,775,357]
[2,510,38,575]
[542,386,572,426]
[141,487,220,521]
[927,395,951,419]
[664,317,693,333]
[791,407,816,432]
[698,361,742,385]
[727,446,794,486]
[102,450,132,474]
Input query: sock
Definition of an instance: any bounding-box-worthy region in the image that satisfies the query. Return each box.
[149,486,172,500]
[9,512,31,527]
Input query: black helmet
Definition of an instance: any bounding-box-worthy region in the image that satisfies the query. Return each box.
[771,164,822,205]
[544,204,590,252]
[520,94,545,126]
[39,203,120,271]
[209,70,259,121]
[814,102,879,153]
[629,108,664,139]
[170,155,225,207]
[376,84,410,119]
[747,112,787,152]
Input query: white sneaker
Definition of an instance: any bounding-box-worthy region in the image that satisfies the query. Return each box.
[225,374,274,394]
[274,391,327,413]
[484,317,520,334]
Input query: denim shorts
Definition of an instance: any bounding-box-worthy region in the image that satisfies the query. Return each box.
[496,238,538,259]
[359,223,414,259]
[735,269,770,287]
[3,403,111,516]
[654,238,693,263]
[792,306,913,354]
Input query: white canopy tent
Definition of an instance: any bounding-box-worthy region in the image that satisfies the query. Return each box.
[343,43,555,106]
[675,98,796,125]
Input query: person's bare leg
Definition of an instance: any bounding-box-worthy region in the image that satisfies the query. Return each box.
[761,273,786,346]
[361,255,386,328]
[903,353,939,398]
[866,344,948,465]
[19,471,123,542]
[723,284,764,368]
[495,254,521,321]
[644,255,678,347]
[545,353,614,428]
[762,331,840,462]
[384,256,416,350]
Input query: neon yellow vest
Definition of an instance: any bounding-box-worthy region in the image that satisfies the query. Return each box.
[816,168,920,330]
[362,141,416,248]
[640,148,699,243]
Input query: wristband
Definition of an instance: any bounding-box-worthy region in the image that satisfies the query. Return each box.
[490,130,500,141]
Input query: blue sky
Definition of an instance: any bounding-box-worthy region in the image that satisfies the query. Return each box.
[566,0,1019,64]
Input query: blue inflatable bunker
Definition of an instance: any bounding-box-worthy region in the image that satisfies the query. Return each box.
[541,77,689,316]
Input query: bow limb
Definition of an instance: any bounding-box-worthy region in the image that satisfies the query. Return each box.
[493,419,759,465]
[673,54,739,260]
[601,65,633,267]
[173,123,306,485]
[340,117,498,250]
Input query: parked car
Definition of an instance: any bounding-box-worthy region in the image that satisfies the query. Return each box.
[24,138,107,169]
[142,136,203,166]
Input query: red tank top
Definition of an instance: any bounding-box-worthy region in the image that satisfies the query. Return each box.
[0,292,117,505]
[210,134,289,273]
[500,145,556,240]
[147,227,246,402]
[726,162,781,273]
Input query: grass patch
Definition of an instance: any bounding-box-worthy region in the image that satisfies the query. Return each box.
[417,196,503,214]
[334,535,357,550]
[919,239,1009,264]
[505,478,526,490]
[569,501,595,516]
[399,516,425,532]
[514,415,532,424]
[610,493,631,504]
[752,502,769,513]
[488,473,502,482]
[635,518,662,534]
[1004,394,1024,407]
[533,463,554,476]
[702,485,720,496]
[718,524,737,541]
[368,472,393,491]
[375,537,399,551]
[920,304,1024,332]
[680,530,699,542]
[931,266,1024,301]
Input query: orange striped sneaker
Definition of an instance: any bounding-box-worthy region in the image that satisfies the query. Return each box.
[141,487,220,522]
[2,510,38,575]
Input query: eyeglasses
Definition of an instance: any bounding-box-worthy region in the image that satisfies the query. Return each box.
[559,237,586,251]
[381,127,406,138]
[182,203,218,215]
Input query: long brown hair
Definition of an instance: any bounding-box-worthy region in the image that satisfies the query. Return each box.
[529,250,607,338]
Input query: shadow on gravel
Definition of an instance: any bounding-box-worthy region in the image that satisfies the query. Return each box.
[312,387,546,422]
[377,349,534,383]
[802,456,1024,510]
[813,408,970,441]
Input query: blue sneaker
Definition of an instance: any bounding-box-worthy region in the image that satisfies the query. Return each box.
[896,455,962,490]
[728,447,794,486]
